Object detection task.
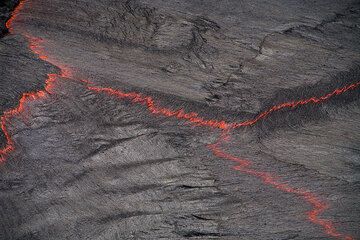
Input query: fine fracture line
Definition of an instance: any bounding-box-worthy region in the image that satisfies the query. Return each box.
[0,1,358,239]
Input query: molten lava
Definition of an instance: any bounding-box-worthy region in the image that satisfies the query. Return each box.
[233,82,360,128]
[87,80,360,131]
[0,0,358,239]
[87,86,230,129]
[4,0,25,32]
[0,73,57,161]
[208,130,354,240]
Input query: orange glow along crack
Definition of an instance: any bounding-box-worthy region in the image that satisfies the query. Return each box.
[1,1,358,239]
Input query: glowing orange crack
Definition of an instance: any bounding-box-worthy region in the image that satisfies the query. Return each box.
[88,80,360,131]
[208,130,354,240]
[87,86,230,129]
[4,0,25,32]
[233,81,360,128]
[0,0,358,239]
[0,73,57,161]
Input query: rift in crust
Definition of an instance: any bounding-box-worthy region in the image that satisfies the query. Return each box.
[258,64,360,135]
[0,0,20,36]
[208,131,354,240]
[0,0,359,239]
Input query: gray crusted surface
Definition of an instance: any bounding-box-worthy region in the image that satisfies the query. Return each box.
[0,0,360,239]
[0,0,19,36]
[0,34,57,145]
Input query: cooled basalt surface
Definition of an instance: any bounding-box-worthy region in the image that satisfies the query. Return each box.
[0,0,19,36]
[0,0,359,239]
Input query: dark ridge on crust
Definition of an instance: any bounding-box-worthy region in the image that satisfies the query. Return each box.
[0,0,20,37]
[256,63,360,137]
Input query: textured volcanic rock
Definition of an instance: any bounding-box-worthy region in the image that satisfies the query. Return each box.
[0,0,19,36]
[0,0,360,240]
[0,34,57,147]
[0,0,56,147]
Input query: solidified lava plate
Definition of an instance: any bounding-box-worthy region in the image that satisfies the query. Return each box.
[1,0,360,239]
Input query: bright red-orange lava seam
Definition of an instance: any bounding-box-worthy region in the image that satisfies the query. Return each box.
[87,80,360,130]
[0,1,358,239]
[87,82,358,240]
[0,73,57,162]
[4,0,25,32]
[208,130,354,240]
[233,81,360,128]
